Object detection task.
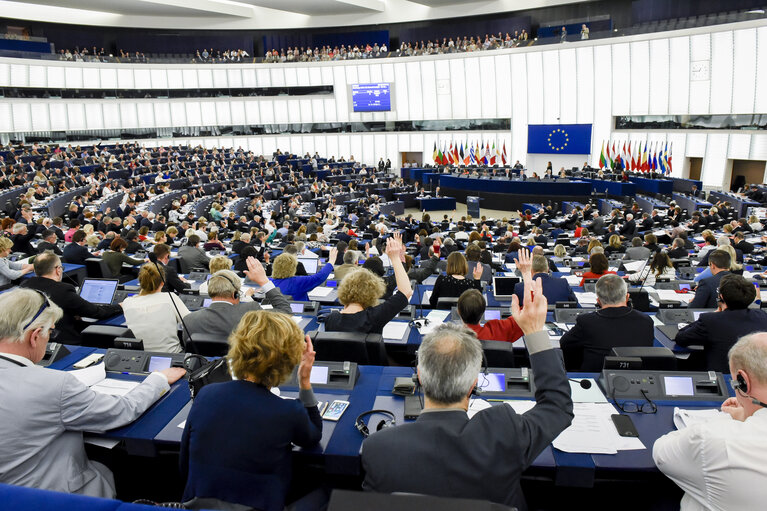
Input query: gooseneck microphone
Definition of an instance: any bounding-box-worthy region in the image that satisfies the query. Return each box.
[569,378,592,389]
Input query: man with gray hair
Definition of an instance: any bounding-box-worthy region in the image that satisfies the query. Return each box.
[0,288,186,497]
[362,272,573,510]
[559,273,653,371]
[654,332,767,510]
[184,257,291,340]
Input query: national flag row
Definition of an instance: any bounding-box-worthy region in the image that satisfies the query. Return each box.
[598,140,673,175]
[432,140,508,166]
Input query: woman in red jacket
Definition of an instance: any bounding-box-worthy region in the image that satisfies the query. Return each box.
[579,253,617,287]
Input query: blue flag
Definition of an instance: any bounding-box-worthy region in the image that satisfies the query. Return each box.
[527,124,592,154]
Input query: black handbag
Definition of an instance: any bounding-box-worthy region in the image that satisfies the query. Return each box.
[184,355,232,399]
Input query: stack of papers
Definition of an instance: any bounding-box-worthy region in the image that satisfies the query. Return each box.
[69,363,141,397]
[656,289,695,304]
[565,275,582,286]
[576,292,599,305]
[673,407,729,429]
[622,260,648,273]
[308,287,334,298]
[416,309,451,335]
[382,321,409,343]
[552,402,646,454]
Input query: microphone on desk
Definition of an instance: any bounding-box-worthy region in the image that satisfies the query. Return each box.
[569,378,592,389]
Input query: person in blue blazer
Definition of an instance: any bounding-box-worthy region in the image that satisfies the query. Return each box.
[514,255,576,305]
[180,311,321,511]
[270,247,337,301]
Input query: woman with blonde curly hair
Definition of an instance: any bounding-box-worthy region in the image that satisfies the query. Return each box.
[325,233,413,334]
[180,311,320,511]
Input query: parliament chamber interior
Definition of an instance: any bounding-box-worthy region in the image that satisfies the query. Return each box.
[2,0,767,510]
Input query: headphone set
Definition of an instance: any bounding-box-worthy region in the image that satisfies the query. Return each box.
[408,317,430,329]
[732,372,767,408]
[210,272,240,300]
[355,410,397,438]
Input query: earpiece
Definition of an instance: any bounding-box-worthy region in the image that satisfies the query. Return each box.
[211,272,241,300]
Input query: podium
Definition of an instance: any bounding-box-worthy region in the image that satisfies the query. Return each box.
[467,196,482,217]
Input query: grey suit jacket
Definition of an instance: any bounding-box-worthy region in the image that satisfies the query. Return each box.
[361,338,573,511]
[178,245,210,271]
[466,260,492,283]
[184,286,292,339]
[0,356,169,497]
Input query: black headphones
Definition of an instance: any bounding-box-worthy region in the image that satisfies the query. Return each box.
[733,371,767,408]
[210,272,240,300]
[355,410,397,438]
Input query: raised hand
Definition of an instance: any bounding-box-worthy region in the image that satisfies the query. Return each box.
[513,247,533,278]
[510,276,547,335]
[297,335,316,390]
[472,262,483,280]
[244,256,268,286]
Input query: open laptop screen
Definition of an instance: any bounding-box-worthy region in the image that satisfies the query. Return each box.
[79,279,119,305]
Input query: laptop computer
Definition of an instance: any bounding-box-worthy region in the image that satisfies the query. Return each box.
[298,257,319,274]
[492,276,520,301]
[79,278,119,305]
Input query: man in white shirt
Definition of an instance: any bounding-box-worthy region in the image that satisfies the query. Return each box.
[653,332,767,511]
[0,288,186,497]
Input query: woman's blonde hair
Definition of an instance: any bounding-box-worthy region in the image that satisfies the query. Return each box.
[154,231,166,242]
[0,237,13,252]
[587,239,603,253]
[209,255,233,273]
[609,235,622,249]
[138,263,164,294]
[227,311,304,386]
[553,244,566,257]
[446,251,469,276]
[272,253,297,279]
[337,268,385,309]
[166,226,178,236]
[85,234,100,248]
[721,245,743,271]
[82,224,94,235]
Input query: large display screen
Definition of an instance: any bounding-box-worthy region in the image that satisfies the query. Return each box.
[351,83,391,112]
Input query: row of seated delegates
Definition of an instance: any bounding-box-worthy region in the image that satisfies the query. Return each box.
[324,234,413,334]
[264,43,389,63]
[0,288,188,498]
[195,48,250,62]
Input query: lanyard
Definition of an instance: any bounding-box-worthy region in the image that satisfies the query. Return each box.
[0,355,27,367]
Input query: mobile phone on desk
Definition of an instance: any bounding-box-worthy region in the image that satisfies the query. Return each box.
[611,414,639,437]
[322,400,350,421]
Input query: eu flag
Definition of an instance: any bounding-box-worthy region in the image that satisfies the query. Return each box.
[527,124,593,155]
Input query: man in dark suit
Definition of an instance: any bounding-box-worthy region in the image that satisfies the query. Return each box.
[668,238,689,260]
[675,274,767,372]
[361,273,573,510]
[19,252,122,344]
[733,232,754,255]
[62,230,95,265]
[185,262,291,340]
[514,255,576,305]
[619,213,636,237]
[153,243,189,294]
[36,229,63,256]
[690,250,732,309]
[559,274,654,371]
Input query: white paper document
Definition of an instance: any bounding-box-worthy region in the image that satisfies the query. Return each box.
[177,420,186,429]
[552,403,646,454]
[382,321,409,342]
[467,398,493,419]
[422,290,432,305]
[417,309,451,335]
[91,379,140,396]
[576,292,599,305]
[308,286,334,297]
[656,289,695,304]
[673,407,729,430]
[69,363,107,387]
[565,275,582,286]
[84,437,121,449]
[622,260,648,273]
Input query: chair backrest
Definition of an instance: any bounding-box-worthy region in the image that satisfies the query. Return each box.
[98,259,114,279]
[327,489,516,511]
[436,297,460,310]
[610,346,677,370]
[479,340,515,368]
[188,332,230,357]
[311,330,387,365]
[84,257,105,278]
[80,325,133,349]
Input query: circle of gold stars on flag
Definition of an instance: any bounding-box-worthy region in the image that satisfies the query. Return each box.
[547,128,570,152]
